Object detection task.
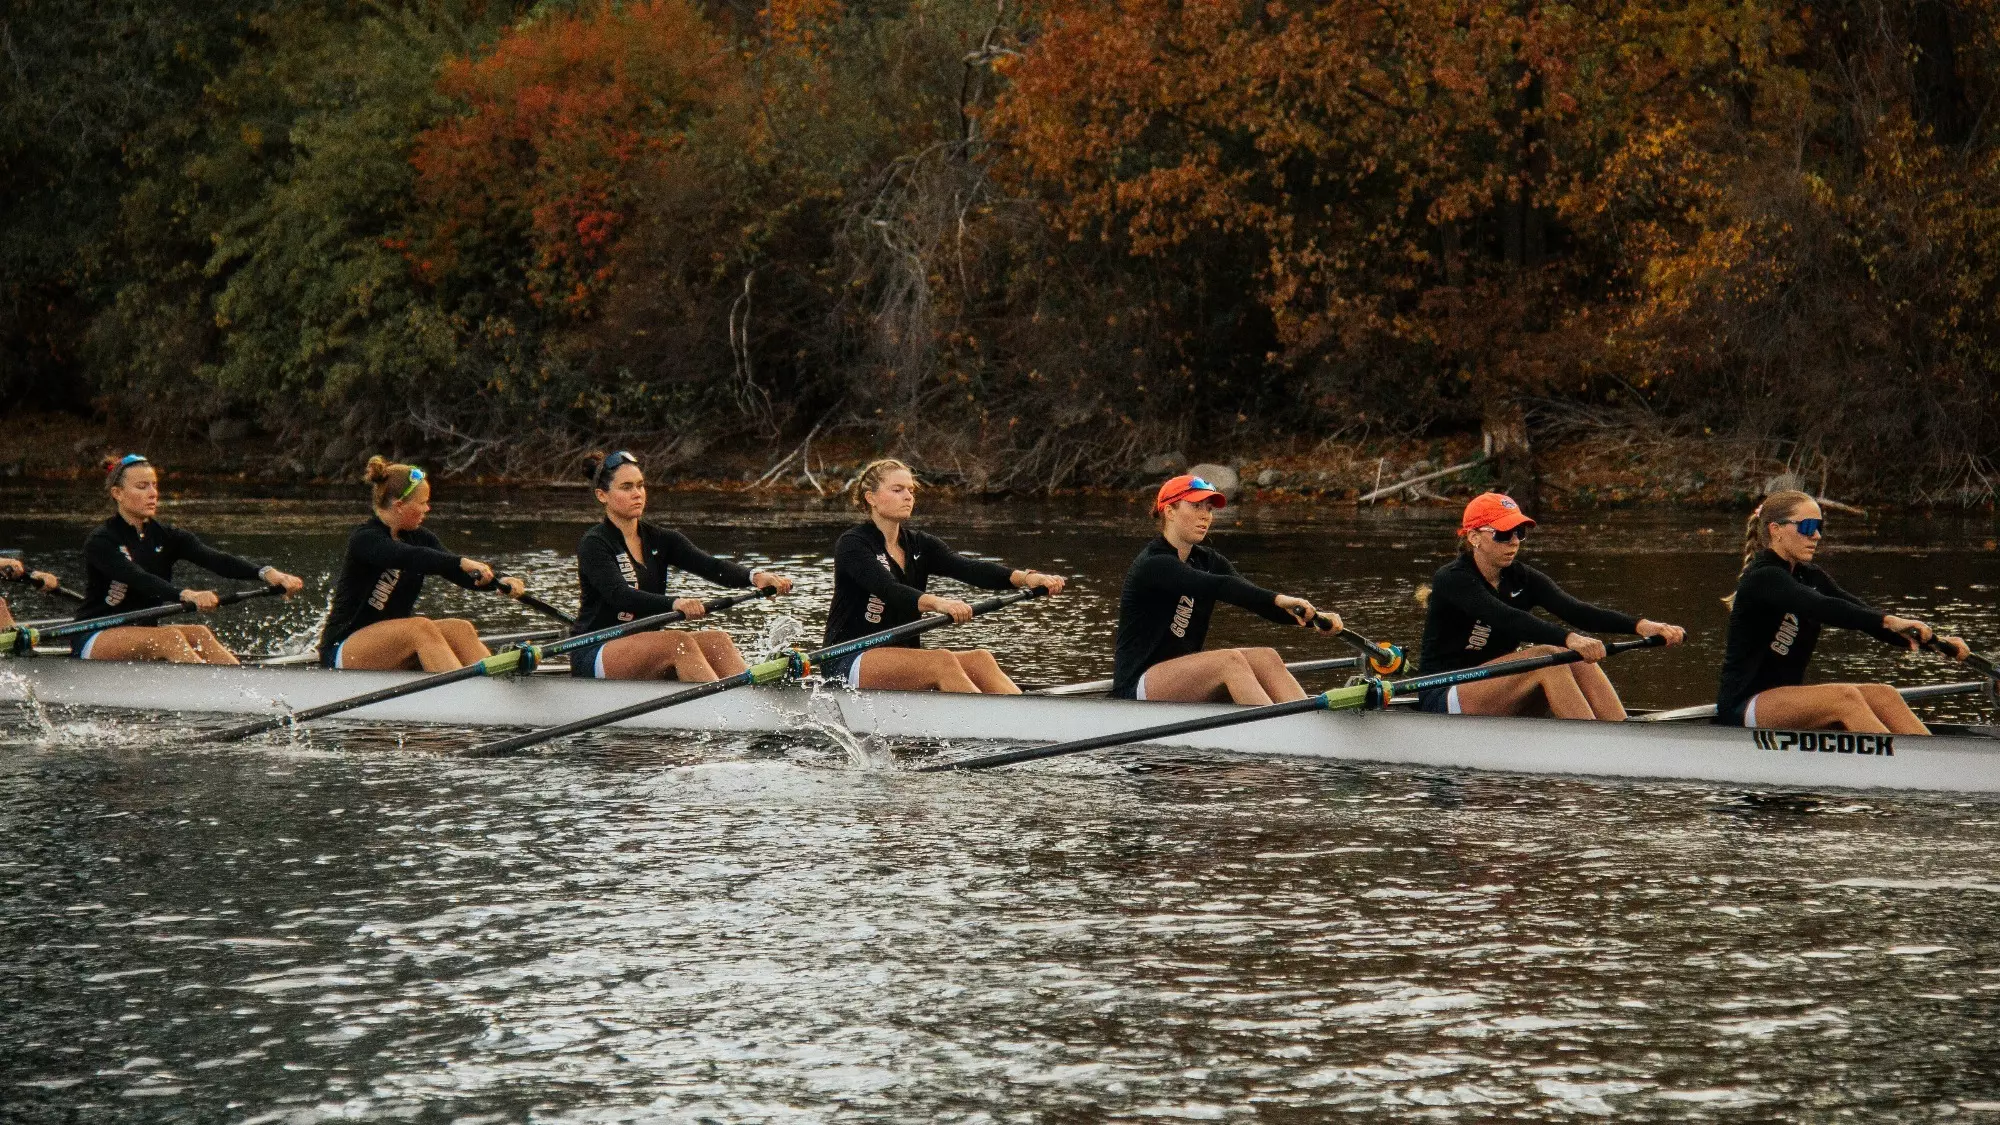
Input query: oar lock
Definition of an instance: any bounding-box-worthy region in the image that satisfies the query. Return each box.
[1367,644,1406,677]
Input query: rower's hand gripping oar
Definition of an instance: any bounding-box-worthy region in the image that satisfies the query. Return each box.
[923,634,1665,772]
[204,586,778,743]
[1293,609,1405,676]
[0,552,83,604]
[462,585,1050,759]
[1,585,284,656]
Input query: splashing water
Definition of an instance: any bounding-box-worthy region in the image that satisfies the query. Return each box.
[0,667,56,740]
[756,614,807,661]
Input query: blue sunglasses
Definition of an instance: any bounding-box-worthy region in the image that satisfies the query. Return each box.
[398,467,427,501]
[1777,517,1825,537]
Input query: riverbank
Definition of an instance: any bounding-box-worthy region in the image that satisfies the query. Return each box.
[1,409,1946,511]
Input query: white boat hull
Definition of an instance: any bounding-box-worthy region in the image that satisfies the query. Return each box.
[5,658,1999,794]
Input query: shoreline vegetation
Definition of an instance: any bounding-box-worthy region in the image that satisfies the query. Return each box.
[4,409,1925,513]
[7,1,2000,507]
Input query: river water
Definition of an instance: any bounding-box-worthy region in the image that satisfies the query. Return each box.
[4,486,2000,1121]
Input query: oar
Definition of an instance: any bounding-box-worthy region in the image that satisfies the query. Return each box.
[1034,655,1362,696]
[1,554,84,603]
[1,586,284,656]
[462,586,1049,759]
[1300,611,1406,675]
[496,576,576,628]
[923,635,1666,772]
[204,587,777,742]
[1919,635,2000,679]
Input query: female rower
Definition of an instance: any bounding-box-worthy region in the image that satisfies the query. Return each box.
[572,450,792,681]
[1416,492,1684,719]
[1111,474,1331,704]
[0,557,61,629]
[1716,489,1965,732]
[317,456,524,672]
[823,459,1064,692]
[74,454,304,664]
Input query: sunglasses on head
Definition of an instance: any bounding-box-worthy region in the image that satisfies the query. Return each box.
[1481,526,1528,543]
[1776,516,1824,537]
[398,467,427,502]
[601,450,640,479]
[107,453,150,483]
[1162,477,1219,506]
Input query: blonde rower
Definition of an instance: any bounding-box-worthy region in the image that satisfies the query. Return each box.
[316,457,523,672]
[822,459,1064,692]
[1716,489,1966,732]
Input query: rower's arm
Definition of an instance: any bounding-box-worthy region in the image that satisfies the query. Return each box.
[83,529,182,606]
[1758,568,1906,648]
[1429,566,1572,647]
[351,525,470,584]
[578,536,679,616]
[922,532,1016,591]
[1133,553,1293,626]
[161,524,266,584]
[1518,565,1640,635]
[835,533,924,618]
[656,529,754,588]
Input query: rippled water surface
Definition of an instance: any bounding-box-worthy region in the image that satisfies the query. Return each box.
[6,487,2000,1121]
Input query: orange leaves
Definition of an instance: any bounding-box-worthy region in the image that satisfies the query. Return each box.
[408,0,738,316]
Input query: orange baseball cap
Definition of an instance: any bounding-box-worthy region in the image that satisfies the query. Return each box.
[1460,491,1535,533]
[1154,473,1226,512]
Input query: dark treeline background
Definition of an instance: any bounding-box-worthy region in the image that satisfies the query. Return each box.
[5,0,1999,498]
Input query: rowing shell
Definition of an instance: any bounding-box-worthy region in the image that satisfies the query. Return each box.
[4,659,1999,793]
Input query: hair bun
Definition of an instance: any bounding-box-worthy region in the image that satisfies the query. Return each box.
[581,451,606,483]
[101,455,125,474]
[363,455,392,483]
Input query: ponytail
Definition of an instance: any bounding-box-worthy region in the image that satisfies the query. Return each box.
[1723,488,1814,607]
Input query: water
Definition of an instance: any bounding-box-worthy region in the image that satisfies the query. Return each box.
[5,486,2000,1120]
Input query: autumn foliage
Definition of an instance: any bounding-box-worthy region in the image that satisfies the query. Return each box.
[10,0,2000,496]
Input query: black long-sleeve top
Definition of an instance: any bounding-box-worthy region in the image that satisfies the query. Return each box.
[822,521,1014,648]
[1417,553,1640,675]
[570,520,754,673]
[317,517,483,663]
[1714,549,1907,724]
[1110,536,1295,699]
[75,515,267,625]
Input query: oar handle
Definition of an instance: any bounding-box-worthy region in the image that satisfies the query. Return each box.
[1917,634,2000,680]
[0,559,83,603]
[493,575,577,627]
[796,585,1048,674]
[22,585,282,645]
[1302,612,1405,675]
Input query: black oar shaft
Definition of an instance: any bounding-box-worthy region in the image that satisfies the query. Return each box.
[6,585,281,652]
[461,586,1047,758]
[928,635,1665,772]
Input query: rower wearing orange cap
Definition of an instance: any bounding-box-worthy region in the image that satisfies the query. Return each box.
[1109,474,1336,704]
[1415,492,1685,719]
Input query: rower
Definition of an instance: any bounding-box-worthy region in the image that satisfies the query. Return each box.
[823,459,1064,692]
[1716,489,1966,732]
[0,557,60,627]
[1416,492,1684,719]
[1111,474,1330,704]
[317,456,525,672]
[72,454,304,664]
[571,450,792,681]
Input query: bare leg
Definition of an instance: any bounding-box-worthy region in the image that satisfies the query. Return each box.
[853,647,981,693]
[1452,646,1597,719]
[691,630,749,677]
[950,649,1021,694]
[1746,685,1895,733]
[1568,661,1627,721]
[1856,683,1931,735]
[83,625,203,664]
[336,617,463,672]
[1136,649,1274,705]
[597,631,721,681]
[171,624,240,666]
[0,599,12,629]
[1239,647,1308,703]
[433,618,490,664]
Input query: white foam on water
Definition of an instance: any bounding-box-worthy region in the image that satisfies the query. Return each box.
[1817,876,2000,893]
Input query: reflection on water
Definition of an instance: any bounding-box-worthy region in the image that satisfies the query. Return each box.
[4,492,2000,1120]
